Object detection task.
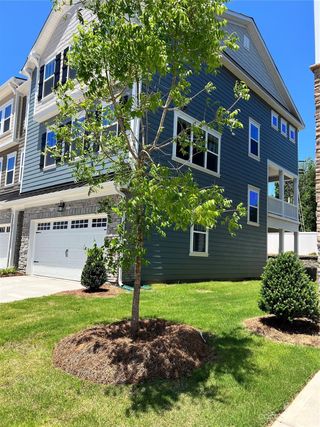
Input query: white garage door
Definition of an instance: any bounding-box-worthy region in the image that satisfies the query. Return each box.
[0,224,10,268]
[32,216,108,281]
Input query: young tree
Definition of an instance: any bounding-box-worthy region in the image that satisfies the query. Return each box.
[299,159,316,232]
[52,0,249,337]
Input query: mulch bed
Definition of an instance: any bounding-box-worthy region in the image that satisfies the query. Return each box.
[53,319,213,384]
[244,316,320,348]
[56,284,123,298]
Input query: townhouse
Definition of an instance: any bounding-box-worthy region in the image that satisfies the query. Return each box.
[0,5,304,283]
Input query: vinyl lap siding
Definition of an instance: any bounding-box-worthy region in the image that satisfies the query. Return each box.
[142,66,297,282]
[21,69,74,193]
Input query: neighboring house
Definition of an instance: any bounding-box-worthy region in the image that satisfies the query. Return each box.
[311,0,320,274]
[0,6,304,283]
[0,77,28,268]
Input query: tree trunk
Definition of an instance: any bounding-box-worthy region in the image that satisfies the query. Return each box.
[131,222,143,338]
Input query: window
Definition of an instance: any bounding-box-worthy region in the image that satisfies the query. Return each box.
[244,35,250,50]
[249,119,260,160]
[173,112,220,176]
[19,150,25,183]
[271,111,278,130]
[37,222,51,231]
[43,59,56,98]
[53,221,68,230]
[248,186,260,226]
[190,224,208,256]
[5,152,16,186]
[281,118,287,137]
[44,131,57,169]
[92,218,107,228]
[71,219,89,229]
[0,102,13,135]
[6,226,10,232]
[289,125,296,143]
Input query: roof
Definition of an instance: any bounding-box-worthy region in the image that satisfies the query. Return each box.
[21,5,304,129]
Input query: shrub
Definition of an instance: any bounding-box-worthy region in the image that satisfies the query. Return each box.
[0,267,17,277]
[259,252,320,323]
[81,243,107,291]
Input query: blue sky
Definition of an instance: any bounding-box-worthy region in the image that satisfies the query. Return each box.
[0,0,316,160]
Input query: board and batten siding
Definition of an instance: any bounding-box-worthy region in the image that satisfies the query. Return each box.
[142,66,298,282]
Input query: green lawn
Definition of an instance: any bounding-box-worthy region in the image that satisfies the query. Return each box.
[0,281,319,427]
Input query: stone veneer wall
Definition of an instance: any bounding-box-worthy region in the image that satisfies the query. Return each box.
[312,64,320,282]
[18,195,121,283]
[0,209,12,225]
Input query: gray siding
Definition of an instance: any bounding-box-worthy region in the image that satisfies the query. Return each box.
[225,21,287,108]
[21,68,74,193]
[142,66,298,282]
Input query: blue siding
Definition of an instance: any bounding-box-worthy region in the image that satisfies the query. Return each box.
[21,69,74,193]
[142,66,298,282]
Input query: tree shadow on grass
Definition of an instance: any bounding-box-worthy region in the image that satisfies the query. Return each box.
[108,327,261,415]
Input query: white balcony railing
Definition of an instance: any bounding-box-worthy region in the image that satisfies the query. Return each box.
[268,196,298,221]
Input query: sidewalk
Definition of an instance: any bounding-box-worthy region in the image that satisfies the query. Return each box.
[272,371,320,427]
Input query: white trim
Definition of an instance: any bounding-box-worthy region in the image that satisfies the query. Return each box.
[0,100,13,136]
[18,150,25,183]
[172,109,221,178]
[267,159,298,180]
[247,185,260,226]
[5,151,16,187]
[289,125,296,143]
[0,157,3,187]
[0,181,117,210]
[271,110,279,130]
[189,225,209,257]
[43,129,57,169]
[248,118,260,161]
[280,118,288,137]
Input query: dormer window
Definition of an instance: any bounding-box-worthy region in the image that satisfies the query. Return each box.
[0,103,12,135]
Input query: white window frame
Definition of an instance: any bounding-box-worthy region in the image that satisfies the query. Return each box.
[172,110,221,177]
[248,118,260,161]
[247,185,260,227]
[44,130,57,170]
[0,157,3,187]
[5,152,16,187]
[271,110,279,130]
[190,225,209,257]
[289,125,296,143]
[40,56,57,101]
[244,35,250,50]
[0,101,13,135]
[280,118,288,137]
[19,150,25,183]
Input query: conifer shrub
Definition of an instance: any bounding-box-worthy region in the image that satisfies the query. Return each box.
[259,252,320,323]
[81,243,107,291]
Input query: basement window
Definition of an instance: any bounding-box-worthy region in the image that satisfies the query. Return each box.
[190,225,209,257]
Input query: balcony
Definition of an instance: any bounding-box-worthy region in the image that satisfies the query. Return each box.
[268,197,298,221]
[268,161,299,223]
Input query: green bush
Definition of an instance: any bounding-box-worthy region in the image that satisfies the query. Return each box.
[81,243,107,291]
[0,267,17,277]
[259,252,320,323]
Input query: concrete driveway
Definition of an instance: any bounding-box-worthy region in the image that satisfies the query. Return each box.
[0,276,81,303]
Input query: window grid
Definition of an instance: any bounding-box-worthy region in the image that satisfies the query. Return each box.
[43,59,56,98]
[281,118,288,137]
[190,224,208,256]
[71,219,89,229]
[174,114,220,175]
[44,131,57,169]
[248,186,260,226]
[271,111,278,130]
[37,222,51,231]
[92,218,107,228]
[0,103,12,135]
[5,153,16,186]
[289,125,296,143]
[53,221,68,230]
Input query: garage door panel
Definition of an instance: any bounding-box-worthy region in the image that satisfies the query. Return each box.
[32,216,108,281]
[0,225,10,269]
